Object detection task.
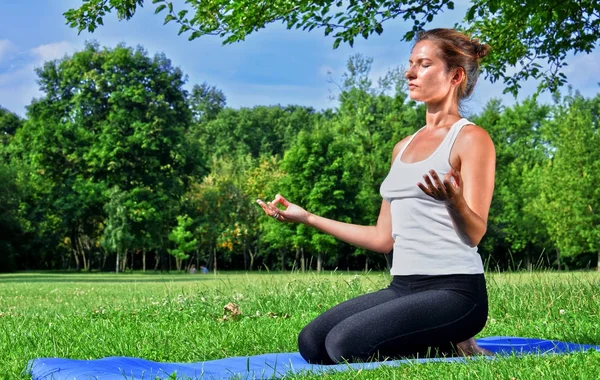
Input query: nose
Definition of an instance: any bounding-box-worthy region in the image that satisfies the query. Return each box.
[405,64,416,80]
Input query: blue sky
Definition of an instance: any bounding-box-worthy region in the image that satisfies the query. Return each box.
[1,0,599,118]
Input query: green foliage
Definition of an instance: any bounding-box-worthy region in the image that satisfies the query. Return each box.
[191,105,318,160]
[189,82,226,123]
[168,214,197,269]
[101,187,134,266]
[4,38,600,271]
[463,0,600,95]
[9,41,198,270]
[64,1,600,96]
[0,163,21,272]
[533,93,600,258]
[0,106,23,150]
[473,98,552,268]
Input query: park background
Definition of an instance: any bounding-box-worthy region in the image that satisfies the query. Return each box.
[1,0,600,274]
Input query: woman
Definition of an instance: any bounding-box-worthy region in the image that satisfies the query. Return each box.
[257,28,495,364]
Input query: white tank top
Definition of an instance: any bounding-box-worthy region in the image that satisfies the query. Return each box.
[380,118,484,275]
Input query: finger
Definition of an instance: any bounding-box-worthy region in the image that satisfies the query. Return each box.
[256,199,280,218]
[267,202,279,213]
[429,170,448,197]
[449,168,461,187]
[422,174,439,197]
[273,194,290,208]
[443,179,455,197]
[417,182,432,196]
[256,199,271,214]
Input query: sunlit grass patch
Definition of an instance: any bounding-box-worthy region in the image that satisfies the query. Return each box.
[1,271,598,379]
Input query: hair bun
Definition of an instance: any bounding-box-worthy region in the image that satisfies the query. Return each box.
[471,38,490,59]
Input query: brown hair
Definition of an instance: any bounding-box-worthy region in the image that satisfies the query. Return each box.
[415,28,490,101]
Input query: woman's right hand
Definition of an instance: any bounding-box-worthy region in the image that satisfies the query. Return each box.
[256,194,310,224]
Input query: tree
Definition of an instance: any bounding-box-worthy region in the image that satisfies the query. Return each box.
[280,119,367,272]
[101,187,134,273]
[472,98,552,270]
[330,54,422,270]
[0,106,23,149]
[0,163,21,272]
[10,42,199,270]
[189,82,226,123]
[191,105,317,160]
[64,0,600,95]
[533,93,600,270]
[168,215,198,270]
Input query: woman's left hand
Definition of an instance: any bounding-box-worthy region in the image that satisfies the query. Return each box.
[417,168,464,206]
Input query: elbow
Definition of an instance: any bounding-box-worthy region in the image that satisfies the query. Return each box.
[466,225,487,247]
[374,237,394,254]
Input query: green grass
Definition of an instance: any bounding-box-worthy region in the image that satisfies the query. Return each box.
[1,271,599,379]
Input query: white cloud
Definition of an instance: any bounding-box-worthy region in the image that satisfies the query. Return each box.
[30,41,77,66]
[562,51,600,92]
[220,82,334,110]
[0,67,39,116]
[0,40,15,63]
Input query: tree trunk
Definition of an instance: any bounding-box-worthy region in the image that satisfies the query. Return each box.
[525,253,532,271]
[76,236,88,271]
[248,248,255,271]
[597,251,600,272]
[101,248,107,270]
[153,251,160,271]
[301,248,305,273]
[122,249,128,272]
[213,247,217,274]
[365,257,369,272]
[280,249,285,271]
[317,252,322,273]
[556,248,561,271]
[116,250,120,274]
[142,249,146,272]
[72,248,80,271]
[294,247,300,272]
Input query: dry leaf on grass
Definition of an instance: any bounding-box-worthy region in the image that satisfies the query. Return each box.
[219,302,242,321]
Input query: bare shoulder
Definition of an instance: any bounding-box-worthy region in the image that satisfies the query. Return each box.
[456,124,495,153]
[391,135,414,163]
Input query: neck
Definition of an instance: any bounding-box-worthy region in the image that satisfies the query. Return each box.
[425,97,461,129]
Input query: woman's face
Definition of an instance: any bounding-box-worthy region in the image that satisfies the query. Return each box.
[405,40,458,104]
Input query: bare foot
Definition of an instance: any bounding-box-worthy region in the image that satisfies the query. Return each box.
[456,337,494,356]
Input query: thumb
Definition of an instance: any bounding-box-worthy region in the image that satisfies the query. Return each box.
[273,194,290,208]
[449,168,461,187]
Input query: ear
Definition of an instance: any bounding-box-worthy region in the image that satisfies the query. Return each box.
[451,67,465,85]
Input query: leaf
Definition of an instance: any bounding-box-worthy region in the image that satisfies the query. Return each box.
[154,4,166,14]
[163,14,176,25]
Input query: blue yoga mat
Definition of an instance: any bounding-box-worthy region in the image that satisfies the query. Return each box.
[28,336,600,380]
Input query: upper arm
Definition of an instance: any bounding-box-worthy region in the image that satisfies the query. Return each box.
[455,125,496,224]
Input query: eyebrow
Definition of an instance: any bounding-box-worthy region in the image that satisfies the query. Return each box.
[408,58,433,64]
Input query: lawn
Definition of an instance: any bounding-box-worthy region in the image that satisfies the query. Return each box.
[1,271,599,379]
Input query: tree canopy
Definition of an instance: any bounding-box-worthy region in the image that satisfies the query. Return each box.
[64,0,600,95]
[2,41,599,272]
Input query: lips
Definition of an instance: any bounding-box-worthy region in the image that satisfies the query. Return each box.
[408,84,418,89]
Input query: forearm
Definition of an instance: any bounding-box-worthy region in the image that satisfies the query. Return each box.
[446,197,487,247]
[305,213,393,253]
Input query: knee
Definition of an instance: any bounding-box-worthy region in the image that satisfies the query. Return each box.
[324,327,358,364]
[298,323,333,364]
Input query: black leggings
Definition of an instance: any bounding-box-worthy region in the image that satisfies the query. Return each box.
[298,274,488,364]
